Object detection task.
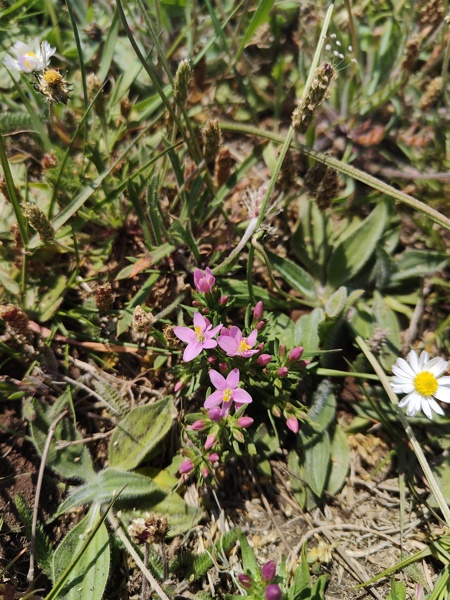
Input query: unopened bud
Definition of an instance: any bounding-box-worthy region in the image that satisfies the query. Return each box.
[204,433,216,450]
[265,584,282,600]
[174,380,184,393]
[262,560,276,582]
[219,362,228,373]
[179,459,194,475]
[286,416,299,433]
[207,356,216,364]
[253,301,264,321]
[256,320,265,331]
[192,300,202,307]
[289,346,304,361]
[237,416,254,428]
[279,344,286,356]
[257,354,272,366]
[191,419,205,431]
[208,452,219,463]
[238,574,253,589]
[219,295,228,306]
[209,406,224,421]
[278,366,289,377]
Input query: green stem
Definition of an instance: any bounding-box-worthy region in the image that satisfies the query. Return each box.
[317,368,379,380]
[356,335,450,528]
[0,135,28,247]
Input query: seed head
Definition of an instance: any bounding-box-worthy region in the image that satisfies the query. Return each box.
[202,118,221,163]
[23,203,55,243]
[292,62,335,133]
[33,69,73,104]
[173,59,192,107]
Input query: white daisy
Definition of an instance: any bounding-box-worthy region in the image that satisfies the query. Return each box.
[390,350,450,419]
[4,39,56,73]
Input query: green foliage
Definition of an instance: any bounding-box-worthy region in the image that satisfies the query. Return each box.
[15,494,53,577]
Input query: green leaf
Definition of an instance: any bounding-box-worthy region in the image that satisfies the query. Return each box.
[24,394,95,482]
[265,249,318,300]
[390,249,448,284]
[235,0,276,63]
[327,202,388,288]
[109,396,174,470]
[29,273,67,322]
[16,494,53,576]
[387,578,406,600]
[238,531,259,576]
[372,291,400,371]
[325,286,347,318]
[308,380,336,431]
[326,425,350,496]
[98,6,119,82]
[300,425,330,498]
[294,307,324,354]
[56,468,165,516]
[291,546,311,597]
[52,505,110,600]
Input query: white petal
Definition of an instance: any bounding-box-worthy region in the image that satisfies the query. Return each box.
[421,398,433,419]
[437,376,450,386]
[426,358,448,378]
[428,397,445,416]
[435,387,450,404]
[418,350,429,369]
[391,368,413,382]
[396,357,417,377]
[391,374,413,384]
[407,349,419,372]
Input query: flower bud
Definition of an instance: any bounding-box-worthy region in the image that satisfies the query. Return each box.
[279,344,286,356]
[219,295,228,306]
[253,300,264,321]
[192,300,201,307]
[202,307,210,315]
[207,356,216,364]
[194,267,215,293]
[278,366,289,377]
[201,466,210,478]
[209,407,224,421]
[257,342,264,350]
[238,574,253,589]
[179,459,194,475]
[191,420,205,431]
[286,416,299,433]
[289,346,304,361]
[257,354,272,366]
[174,380,184,393]
[237,416,254,428]
[219,362,228,373]
[207,452,219,463]
[262,560,276,582]
[272,405,281,418]
[204,433,216,450]
[265,584,282,600]
[256,320,265,331]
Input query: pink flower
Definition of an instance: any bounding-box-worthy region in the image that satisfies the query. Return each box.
[238,574,253,589]
[278,367,289,377]
[204,369,252,415]
[194,267,215,292]
[209,406,225,421]
[191,420,205,431]
[207,453,219,463]
[173,312,222,361]
[286,416,299,433]
[217,326,258,358]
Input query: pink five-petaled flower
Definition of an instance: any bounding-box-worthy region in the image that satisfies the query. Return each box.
[218,326,258,358]
[174,312,222,362]
[204,368,252,416]
[194,267,215,293]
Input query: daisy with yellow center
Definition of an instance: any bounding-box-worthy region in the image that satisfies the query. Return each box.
[390,349,450,419]
[4,40,56,73]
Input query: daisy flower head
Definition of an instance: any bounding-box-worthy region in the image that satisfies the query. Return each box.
[204,368,252,416]
[173,312,222,362]
[390,349,450,419]
[4,39,56,73]
[217,326,259,358]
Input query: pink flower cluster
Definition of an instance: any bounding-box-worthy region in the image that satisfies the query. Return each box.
[173,313,222,362]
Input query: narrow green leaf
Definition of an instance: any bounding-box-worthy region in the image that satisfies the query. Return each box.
[98,6,119,82]
[390,250,448,283]
[109,396,174,470]
[235,0,276,63]
[327,202,388,288]
[238,531,259,576]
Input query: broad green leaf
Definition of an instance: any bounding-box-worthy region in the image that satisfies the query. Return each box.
[294,307,324,354]
[308,380,336,431]
[265,249,318,300]
[326,425,350,495]
[300,426,330,498]
[56,468,164,516]
[265,312,296,347]
[373,291,400,371]
[239,531,259,576]
[0,265,20,296]
[235,0,276,63]
[292,196,328,279]
[122,467,205,535]
[387,578,407,600]
[29,273,67,322]
[52,505,109,600]
[327,202,388,288]
[390,249,448,284]
[292,546,311,596]
[325,286,347,318]
[109,396,174,470]
[24,394,95,482]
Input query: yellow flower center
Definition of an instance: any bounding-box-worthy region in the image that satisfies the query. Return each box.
[414,371,438,397]
[43,69,62,84]
[194,325,205,342]
[238,339,251,353]
[24,52,38,69]
[222,387,232,403]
